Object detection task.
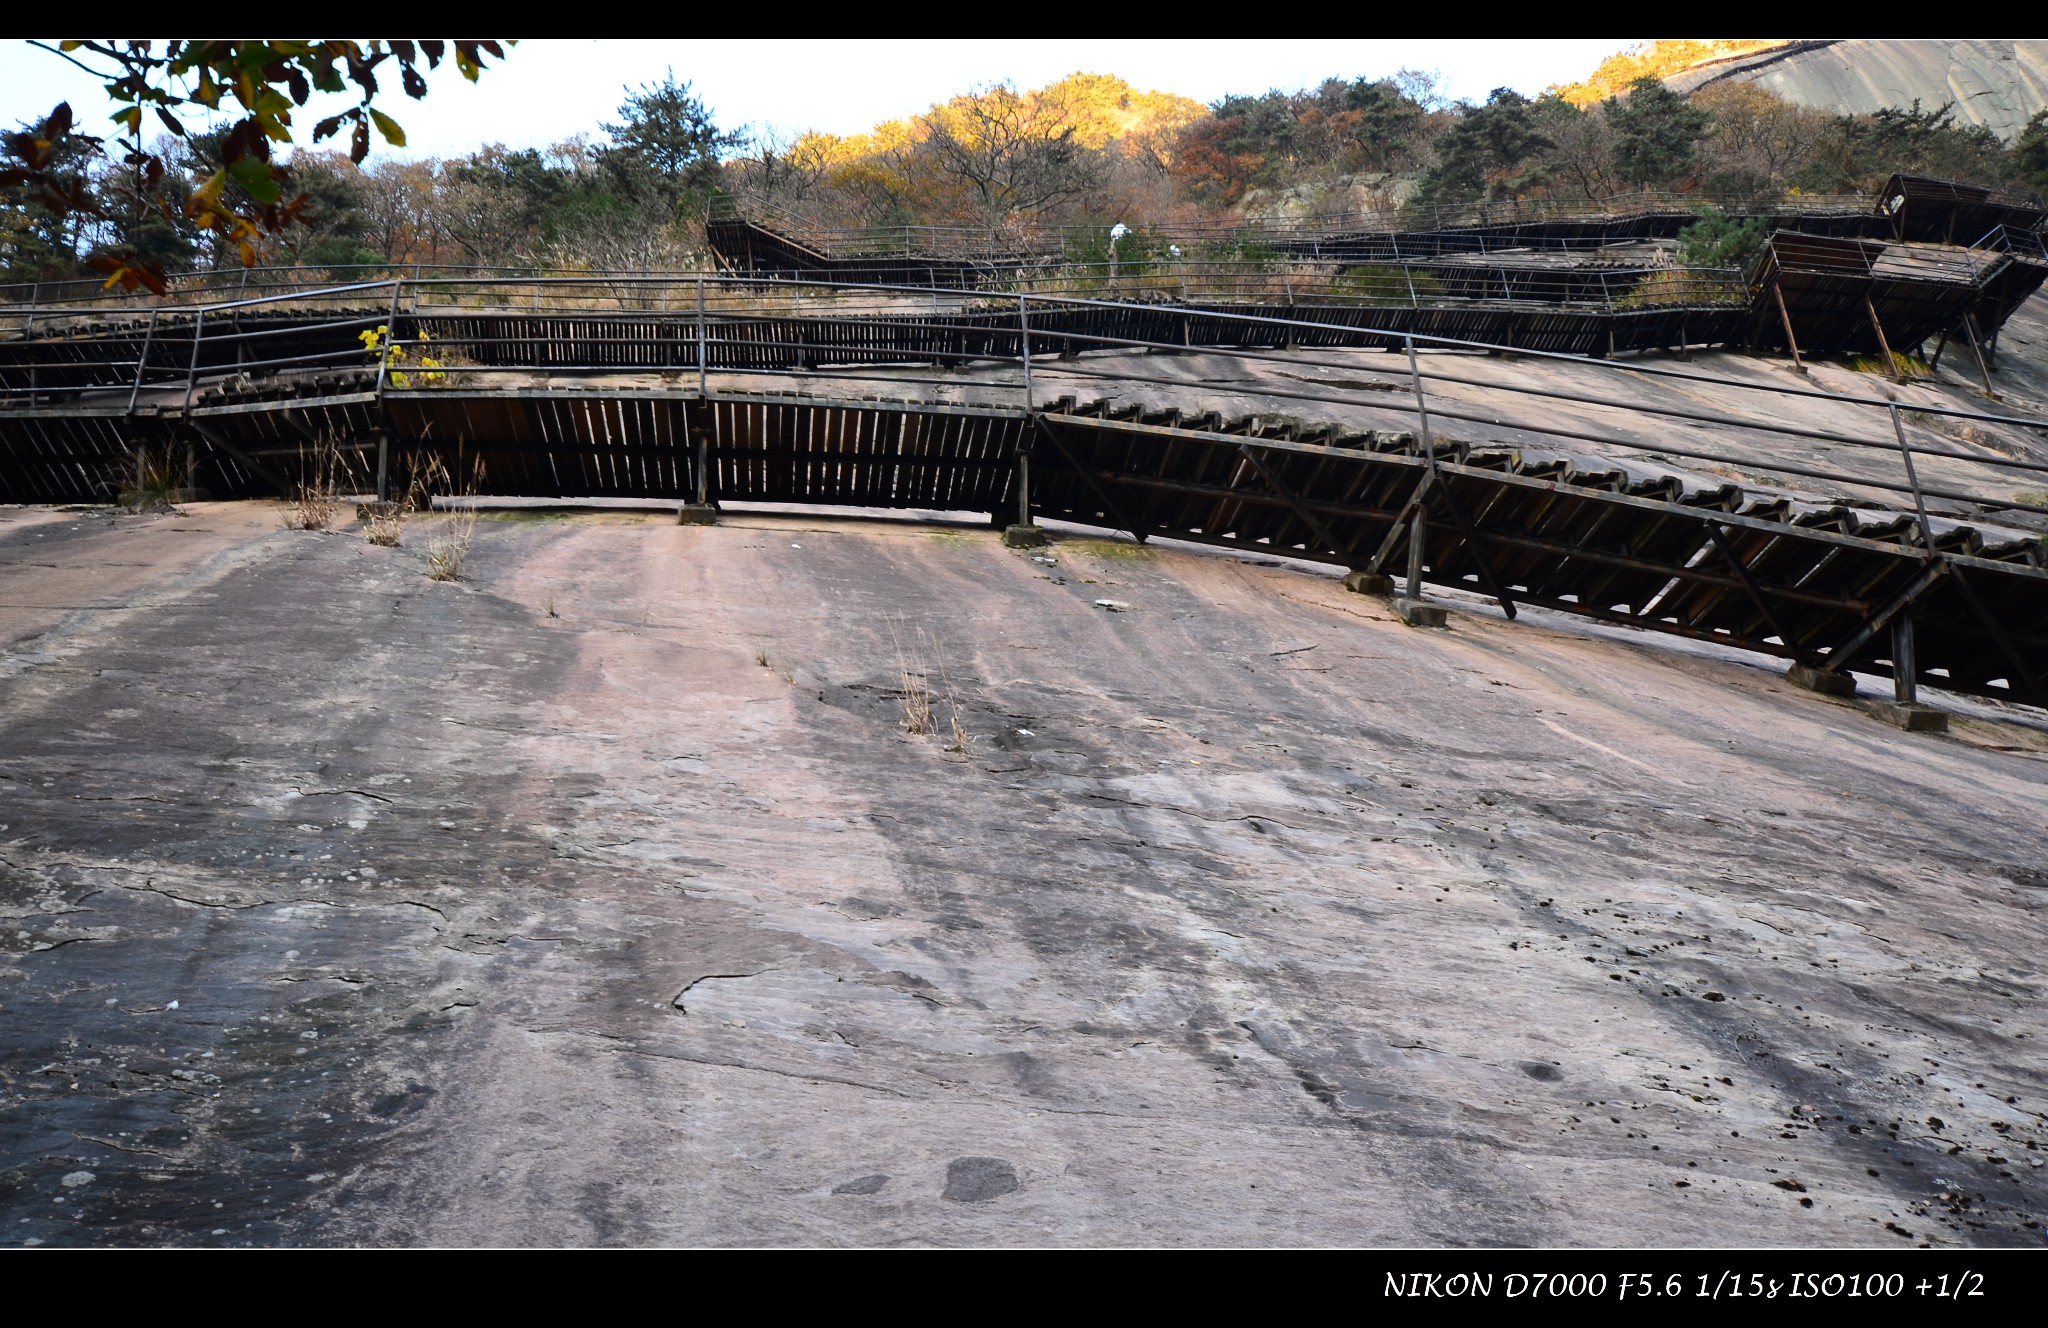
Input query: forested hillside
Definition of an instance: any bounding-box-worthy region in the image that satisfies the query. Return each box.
[8,56,2048,283]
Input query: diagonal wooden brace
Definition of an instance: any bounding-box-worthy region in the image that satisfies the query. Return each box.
[1237,443,1348,560]
[1821,559,1947,673]
[1431,475,1517,619]
[1364,468,1433,576]
[186,419,294,497]
[1946,565,2048,707]
[1703,521,1807,662]
[1032,415,1148,543]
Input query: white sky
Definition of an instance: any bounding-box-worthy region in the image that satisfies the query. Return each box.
[0,39,1633,161]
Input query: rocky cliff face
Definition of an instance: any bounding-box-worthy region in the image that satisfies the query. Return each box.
[1666,40,2048,141]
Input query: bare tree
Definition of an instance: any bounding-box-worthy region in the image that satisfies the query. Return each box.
[1691,83,1831,190]
[922,83,1101,225]
[1537,97,1619,202]
[727,129,834,214]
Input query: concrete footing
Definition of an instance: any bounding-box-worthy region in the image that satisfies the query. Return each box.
[1785,663,1856,697]
[1003,524,1050,549]
[1343,570,1394,596]
[677,504,718,526]
[1864,700,1949,732]
[1394,598,1448,628]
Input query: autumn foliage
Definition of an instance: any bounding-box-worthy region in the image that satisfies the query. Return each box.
[4,44,2045,289]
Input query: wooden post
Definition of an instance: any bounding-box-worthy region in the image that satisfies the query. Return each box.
[1961,314,1997,399]
[126,307,159,415]
[1019,293,1032,411]
[1771,283,1804,373]
[1893,616,1918,705]
[185,309,206,402]
[20,283,38,403]
[1888,402,1936,555]
[376,430,390,506]
[1406,507,1427,598]
[1015,450,1032,527]
[1864,296,1903,382]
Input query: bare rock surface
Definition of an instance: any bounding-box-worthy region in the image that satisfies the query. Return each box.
[1,499,2045,1247]
[1667,41,2048,143]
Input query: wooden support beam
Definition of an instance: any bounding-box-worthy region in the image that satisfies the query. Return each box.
[1864,296,1903,382]
[1430,478,1517,619]
[1821,560,1947,674]
[1237,443,1348,561]
[1892,615,1918,705]
[1703,522,1808,662]
[1364,469,1433,576]
[1961,314,1998,399]
[1032,415,1148,543]
[1771,283,1805,373]
[1946,565,2048,707]
[186,418,294,497]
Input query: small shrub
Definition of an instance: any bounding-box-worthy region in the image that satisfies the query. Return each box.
[1847,352,1932,379]
[1330,265,1443,303]
[361,325,460,389]
[1675,207,1767,276]
[1614,268,1746,308]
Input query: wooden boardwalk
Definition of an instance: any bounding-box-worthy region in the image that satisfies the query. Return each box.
[2,286,2045,712]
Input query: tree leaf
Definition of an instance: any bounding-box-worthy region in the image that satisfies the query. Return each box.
[368,107,406,148]
[309,56,345,95]
[228,153,282,204]
[155,106,186,136]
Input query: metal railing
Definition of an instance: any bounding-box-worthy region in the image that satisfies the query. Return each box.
[7,272,2047,552]
[2,257,1752,331]
[708,189,1892,263]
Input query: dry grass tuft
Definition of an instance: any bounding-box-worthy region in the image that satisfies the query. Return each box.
[891,621,970,750]
[901,667,935,736]
[117,444,189,513]
[932,636,971,754]
[890,622,935,736]
[282,438,355,531]
[411,451,486,581]
[364,508,405,546]
[423,510,478,581]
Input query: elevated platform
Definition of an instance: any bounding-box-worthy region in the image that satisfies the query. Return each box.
[3,277,2044,714]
